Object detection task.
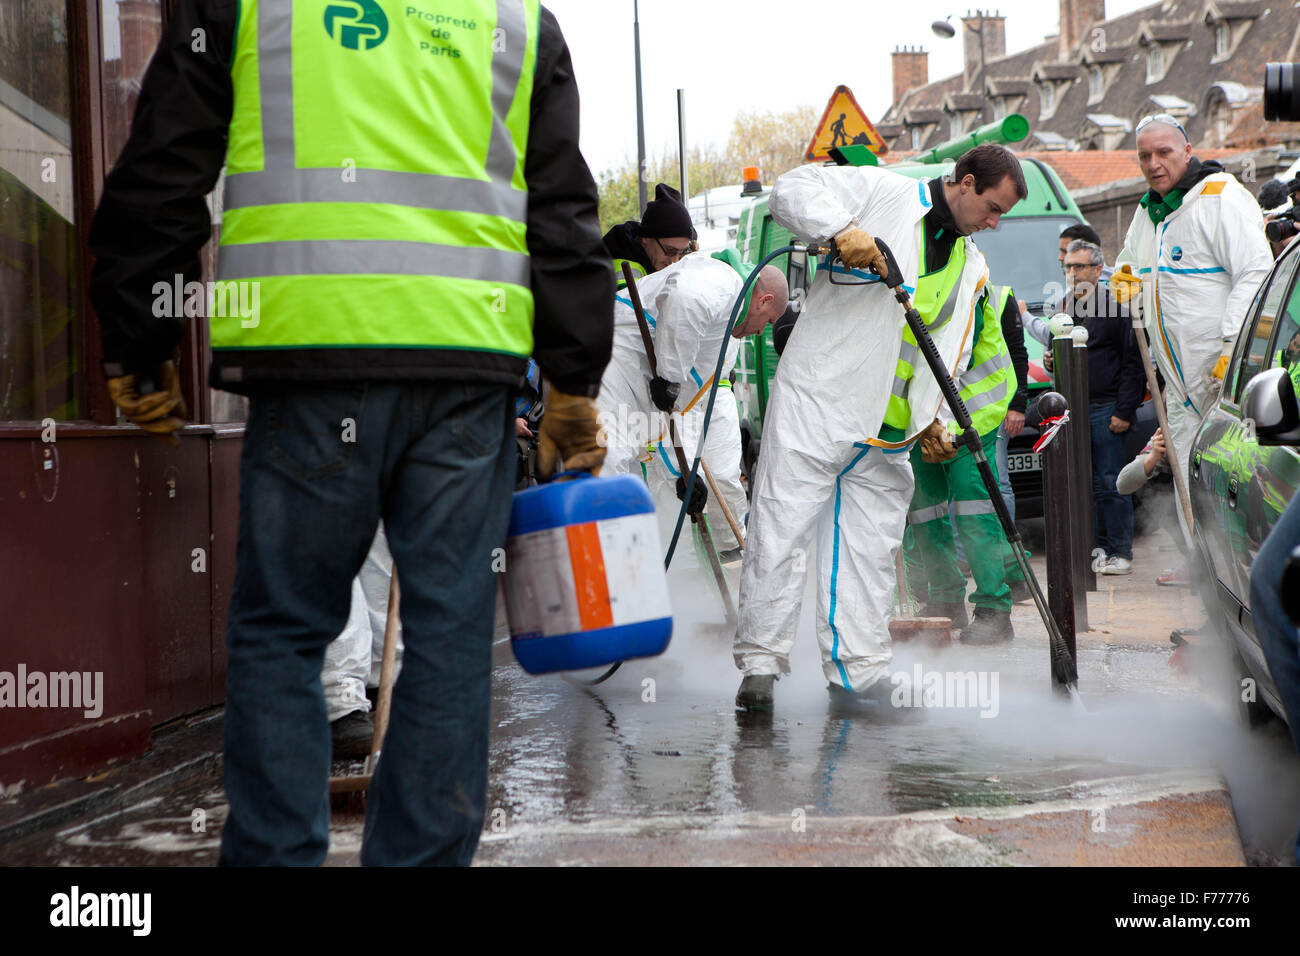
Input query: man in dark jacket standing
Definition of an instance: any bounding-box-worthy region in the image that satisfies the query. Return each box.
[603,182,696,288]
[89,0,612,865]
[1056,239,1146,575]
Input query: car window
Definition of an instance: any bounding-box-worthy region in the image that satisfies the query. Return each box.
[1234,251,1300,404]
[1269,279,1300,386]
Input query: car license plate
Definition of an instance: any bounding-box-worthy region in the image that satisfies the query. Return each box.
[1007,452,1042,473]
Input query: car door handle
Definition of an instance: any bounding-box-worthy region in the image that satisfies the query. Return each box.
[1227,474,1239,508]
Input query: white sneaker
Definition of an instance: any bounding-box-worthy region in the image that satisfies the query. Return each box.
[1101,555,1133,575]
[1090,548,1107,573]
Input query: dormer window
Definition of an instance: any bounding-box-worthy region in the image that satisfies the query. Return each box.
[1214,22,1230,58]
[911,127,921,151]
[1146,45,1164,84]
[1088,66,1104,104]
[1040,83,1055,116]
[948,112,962,138]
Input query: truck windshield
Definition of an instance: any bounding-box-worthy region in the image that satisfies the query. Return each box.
[970,216,1079,309]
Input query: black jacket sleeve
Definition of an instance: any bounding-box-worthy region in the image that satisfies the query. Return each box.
[1113,295,1145,423]
[1000,290,1028,414]
[88,0,236,376]
[525,8,613,397]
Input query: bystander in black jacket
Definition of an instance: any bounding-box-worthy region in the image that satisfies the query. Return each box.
[1060,281,1146,424]
[998,291,1029,416]
[89,1,612,398]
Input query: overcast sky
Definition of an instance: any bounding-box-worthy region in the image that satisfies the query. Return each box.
[546,0,1153,180]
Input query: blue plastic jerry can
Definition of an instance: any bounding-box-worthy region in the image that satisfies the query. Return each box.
[501,472,673,675]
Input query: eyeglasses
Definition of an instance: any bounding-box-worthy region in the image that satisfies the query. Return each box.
[1136,113,1188,141]
[1063,262,1099,272]
[653,238,689,260]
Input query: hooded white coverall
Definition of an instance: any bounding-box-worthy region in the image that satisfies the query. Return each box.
[597,253,749,551]
[1114,170,1271,539]
[734,165,985,692]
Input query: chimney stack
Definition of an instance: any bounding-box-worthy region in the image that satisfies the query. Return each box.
[891,46,929,107]
[1058,0,1105,61]
[118,0,162,82]
[962,10,1006,86]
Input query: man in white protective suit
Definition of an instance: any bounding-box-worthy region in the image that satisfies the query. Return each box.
[733,143,1027,715]
[1110,113,1271,548]
[598,252,787,557]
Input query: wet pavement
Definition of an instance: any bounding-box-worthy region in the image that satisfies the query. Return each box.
[3,525,1298,866]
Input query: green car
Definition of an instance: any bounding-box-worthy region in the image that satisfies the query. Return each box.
[1191,239,1300,727]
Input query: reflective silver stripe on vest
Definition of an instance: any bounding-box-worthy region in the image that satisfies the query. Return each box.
[907,503,949,525]
[959,348,1012,386]
[258,0,294,167]
[953,499,996,516]
[962,378,1010,415]
[485,0,526,182]
[223,168,528,220]
[924,273,963,333]
[218,240,530,285]
[892,278,964,396]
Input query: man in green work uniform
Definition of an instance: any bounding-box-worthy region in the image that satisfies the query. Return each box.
[903,281,1024,644]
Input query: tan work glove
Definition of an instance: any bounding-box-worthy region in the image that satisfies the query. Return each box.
[1209,340,1233,383]
[106,360,188,446]
[919,419,958,463]
[537,387,606,480]
[1109,264,1141,306]
[835,226,887,274]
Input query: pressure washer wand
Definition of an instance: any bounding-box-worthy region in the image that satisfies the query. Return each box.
[870,238,1079,689]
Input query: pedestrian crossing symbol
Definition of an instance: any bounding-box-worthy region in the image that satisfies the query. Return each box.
[806,85,886,162]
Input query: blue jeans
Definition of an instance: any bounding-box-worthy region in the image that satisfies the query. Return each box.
[1089,401,1133,560]
[996,424,1015,524]
[1249,492,1300,864]
[218,382,515,866]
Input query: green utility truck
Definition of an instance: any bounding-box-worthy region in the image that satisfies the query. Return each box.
[732,115,1087,519]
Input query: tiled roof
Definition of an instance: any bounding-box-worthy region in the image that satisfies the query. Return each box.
[1009,147,1258,191]
[1140,20,1194,42]
[882,0,1300,158]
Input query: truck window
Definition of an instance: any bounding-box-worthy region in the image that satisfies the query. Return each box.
[969,216,1079,309]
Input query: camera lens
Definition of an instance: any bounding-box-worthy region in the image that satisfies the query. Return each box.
[1266,217,1300,243]
[1265,63,1300,122]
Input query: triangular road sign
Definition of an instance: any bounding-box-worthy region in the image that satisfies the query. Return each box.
[806,85,886,162]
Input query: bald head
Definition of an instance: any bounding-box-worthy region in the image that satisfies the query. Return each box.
[732,265,789,338]
[1137,121,1192,197]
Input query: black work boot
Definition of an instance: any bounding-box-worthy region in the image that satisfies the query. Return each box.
[1008,579,1032,604]
[331,710,375,759]
[735,674,775,712]
[959,606,1014,645]
[920,601,969,629]
[826,679,896,717]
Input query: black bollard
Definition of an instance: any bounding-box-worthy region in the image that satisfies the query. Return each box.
[1052,333,1094,628]
[1039,390,1078,665]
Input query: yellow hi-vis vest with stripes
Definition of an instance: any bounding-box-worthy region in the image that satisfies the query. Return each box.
[212,0,540,358]
[881,229,967,440]
[954,283,1015,436]
[613,257,647,290]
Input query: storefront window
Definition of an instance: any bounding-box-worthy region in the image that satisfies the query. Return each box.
[0,0,82,420]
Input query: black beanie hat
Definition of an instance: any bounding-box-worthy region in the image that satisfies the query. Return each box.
[639,183,696,240]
